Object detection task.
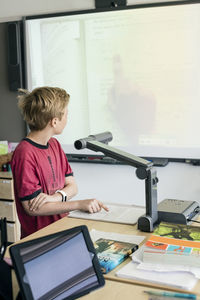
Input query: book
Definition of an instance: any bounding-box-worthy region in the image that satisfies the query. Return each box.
[143,222,200,267]
[94,238,138,274]
[69,203,145,225]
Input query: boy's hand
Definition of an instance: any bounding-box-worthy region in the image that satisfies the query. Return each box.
[29,193,54,211]
[78,199,109,214]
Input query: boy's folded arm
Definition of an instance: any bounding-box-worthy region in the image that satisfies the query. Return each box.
[22,199,80,216]
[22,198,109,216]
[23,176,78,213]
[62,175,78,200]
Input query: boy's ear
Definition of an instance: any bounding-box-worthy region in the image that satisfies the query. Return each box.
[50,117,58,128]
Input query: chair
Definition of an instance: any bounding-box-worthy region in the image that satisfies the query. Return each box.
[0,217,7,260]
[0,217,13,300]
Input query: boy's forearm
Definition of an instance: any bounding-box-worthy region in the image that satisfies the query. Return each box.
[25,200,80,216]
[61,176,78,200]
[62,183,78,200]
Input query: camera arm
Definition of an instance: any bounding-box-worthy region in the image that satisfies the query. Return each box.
[74,132,158,232]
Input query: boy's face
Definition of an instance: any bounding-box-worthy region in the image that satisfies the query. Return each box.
[54,105,68,135]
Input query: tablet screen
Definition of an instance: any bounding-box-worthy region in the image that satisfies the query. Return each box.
[10,226,105,300]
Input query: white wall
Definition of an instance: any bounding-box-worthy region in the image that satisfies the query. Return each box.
[0,0,184,22]
[71,162,200,206]
[0,0,94,22]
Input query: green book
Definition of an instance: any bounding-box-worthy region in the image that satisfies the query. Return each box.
[143,222,200,267]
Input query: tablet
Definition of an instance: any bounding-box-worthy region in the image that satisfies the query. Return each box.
[9,225,105,300]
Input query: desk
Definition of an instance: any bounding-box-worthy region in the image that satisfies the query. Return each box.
[5,217,200,299]
[11,271,159,300]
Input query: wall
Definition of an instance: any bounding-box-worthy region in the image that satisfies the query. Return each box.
[0,0,181,22]
[71,161,200,206]
[0,0,94,23]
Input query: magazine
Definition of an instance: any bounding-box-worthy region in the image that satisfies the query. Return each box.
[143,222,200,267]
[94,238,138,274]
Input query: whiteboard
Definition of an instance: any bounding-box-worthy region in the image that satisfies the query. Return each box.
[24,3,200,159]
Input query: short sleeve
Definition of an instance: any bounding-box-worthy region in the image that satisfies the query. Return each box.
[11,148,42,201]
[64,155,73,177]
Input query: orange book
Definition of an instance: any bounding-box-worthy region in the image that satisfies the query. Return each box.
[143,222,200,267]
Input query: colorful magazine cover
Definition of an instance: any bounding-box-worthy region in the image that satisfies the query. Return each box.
[94,238,138,274]
[143,222,200,267]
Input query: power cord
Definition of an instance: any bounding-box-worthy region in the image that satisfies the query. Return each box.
[187,219,200,224]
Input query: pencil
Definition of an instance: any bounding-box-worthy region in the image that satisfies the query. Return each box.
[144,290,196,299]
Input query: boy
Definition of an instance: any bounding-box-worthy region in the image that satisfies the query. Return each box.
[11,87,108,238]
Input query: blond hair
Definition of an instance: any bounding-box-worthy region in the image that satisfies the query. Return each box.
[18,87,70,131]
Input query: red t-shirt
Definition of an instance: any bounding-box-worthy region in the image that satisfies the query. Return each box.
[11,137,73,238]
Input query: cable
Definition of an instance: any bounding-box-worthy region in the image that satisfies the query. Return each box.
[187,219,200,224]
[187,206,200,223]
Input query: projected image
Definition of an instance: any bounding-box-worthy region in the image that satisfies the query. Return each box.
[25,4,200,158]
[106,54,156,145]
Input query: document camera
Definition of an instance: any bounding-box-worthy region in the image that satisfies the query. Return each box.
[75,132,200,232]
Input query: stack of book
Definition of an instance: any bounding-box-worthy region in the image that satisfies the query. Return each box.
[143,222,200,267]
[116,222,200,290]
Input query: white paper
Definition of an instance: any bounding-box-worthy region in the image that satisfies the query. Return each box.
[132,245,200,279]
[90,229,145,245]
[116,261,198,290]
[137,262,200,279]
[69,203,145,225]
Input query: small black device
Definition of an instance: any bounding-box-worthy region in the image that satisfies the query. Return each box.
[95,0,127,9]
[158,199,200,225]
[9,225,105,300]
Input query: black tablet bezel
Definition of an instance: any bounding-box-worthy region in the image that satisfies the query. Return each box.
[9,225,105,300]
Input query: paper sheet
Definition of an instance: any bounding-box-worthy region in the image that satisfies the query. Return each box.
[90,229,145,245]
[116,261,198,290]
[131,245,200,279]
[69,203,145,225]
[137,262,200,279]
